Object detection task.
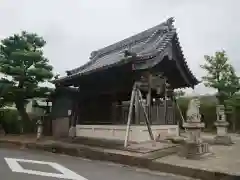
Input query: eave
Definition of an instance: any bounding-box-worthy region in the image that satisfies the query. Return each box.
[53,17,199,89]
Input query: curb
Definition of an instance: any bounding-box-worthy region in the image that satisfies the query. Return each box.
[0,139,238,180]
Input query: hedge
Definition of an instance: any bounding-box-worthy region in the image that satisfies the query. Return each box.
[176,98,240,132]
[1,99,240,134]
[0,109,36,134]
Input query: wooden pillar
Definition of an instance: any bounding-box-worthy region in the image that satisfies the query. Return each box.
[75,90,81,126]
[163,78,168,124]
[69,101,75,127]
[111,101,117,124]
[134,92,140,124]
[124,84,137,147]
[146,73,152,123]
[116,100,122,124]
[74,103,79,126]
[169,88,176,125]
[70,100,78,127]
[155,98,160,123]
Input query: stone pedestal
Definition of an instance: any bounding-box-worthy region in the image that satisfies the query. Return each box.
[179,98,211,159]
[180,142,210,159]
[180,122,210,159]
[214,121,233,145]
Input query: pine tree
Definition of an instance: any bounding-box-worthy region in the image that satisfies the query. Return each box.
[0,31,54,126]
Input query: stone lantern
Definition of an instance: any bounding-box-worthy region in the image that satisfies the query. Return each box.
[180,98,210,159]
[214,105,233,145]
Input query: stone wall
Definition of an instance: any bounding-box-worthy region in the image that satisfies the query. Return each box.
[76,125,179,142]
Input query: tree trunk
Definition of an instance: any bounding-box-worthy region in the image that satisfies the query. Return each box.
[15,100,31,133]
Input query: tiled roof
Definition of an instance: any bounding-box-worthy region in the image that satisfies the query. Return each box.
[55,17,198,86]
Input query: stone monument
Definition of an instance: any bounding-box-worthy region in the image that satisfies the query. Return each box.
[214,105,233,145]
[180,98,210,159]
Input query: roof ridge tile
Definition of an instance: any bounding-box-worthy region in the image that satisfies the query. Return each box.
[68,17,174,74]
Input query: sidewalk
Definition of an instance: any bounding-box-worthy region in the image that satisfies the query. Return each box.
[0,134,238,180]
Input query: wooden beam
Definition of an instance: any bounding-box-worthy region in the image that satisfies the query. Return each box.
[124,84,136,147]
[136,88,154,140]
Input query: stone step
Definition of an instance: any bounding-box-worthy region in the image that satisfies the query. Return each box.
[60,136,125,149]
[142,144,180,160]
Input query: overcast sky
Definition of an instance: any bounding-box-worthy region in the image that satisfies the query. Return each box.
[0,0,238,95]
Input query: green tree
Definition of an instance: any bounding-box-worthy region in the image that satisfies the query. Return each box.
[174,90,185,98]
[225,93,240,132]
[200,50,240,104]
[0,31,54,125]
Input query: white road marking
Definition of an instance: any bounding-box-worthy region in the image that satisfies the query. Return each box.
[4,157,88,180]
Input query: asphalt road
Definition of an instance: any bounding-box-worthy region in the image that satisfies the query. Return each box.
[0,148,193,180]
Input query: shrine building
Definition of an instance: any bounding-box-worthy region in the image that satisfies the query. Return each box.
[50,17,199,144]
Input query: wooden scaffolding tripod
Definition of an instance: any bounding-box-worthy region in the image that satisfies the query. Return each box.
[124,77,186,147]
[124,82,154,147]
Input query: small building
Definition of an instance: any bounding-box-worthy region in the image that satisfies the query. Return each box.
[26,98,52,118]
[1,98,52,118]
[51,18,199,143]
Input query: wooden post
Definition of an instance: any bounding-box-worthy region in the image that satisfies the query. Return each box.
[171,95,179,135]
[111,101,117,124]
[174,97,186,133]
[146,73,152,123]
[137,88,154,140]
[163,79,168,124]
[156,98,159,122]
[134,91,140,124]
[124,84,136,147]
[75,103,80,126]
[117,100,122,123]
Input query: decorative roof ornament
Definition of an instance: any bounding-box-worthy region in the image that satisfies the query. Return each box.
[123,50,137,58]
[66,71,71,76]
[90,51,98,60]
[166,17,175,31]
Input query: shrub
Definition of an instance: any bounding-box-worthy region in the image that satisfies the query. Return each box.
[0,108,36,134]
[176,96,240,131]
[0,109,21,134]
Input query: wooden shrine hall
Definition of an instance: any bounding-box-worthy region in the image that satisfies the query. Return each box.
[51,17,199,144]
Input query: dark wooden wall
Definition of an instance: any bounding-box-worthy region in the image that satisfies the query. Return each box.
[77,98,176,125]
[78,95,113,125]
[117,99,176,125]
[51,96,73,119]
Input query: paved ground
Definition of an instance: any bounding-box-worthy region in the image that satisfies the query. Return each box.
[2,133,240,179]
[157,133,240,176]
[0,148,194,180]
